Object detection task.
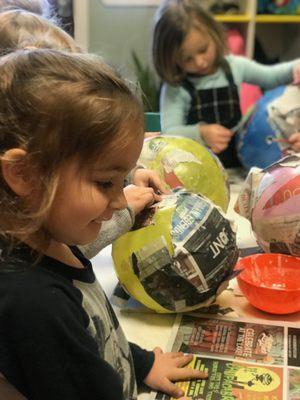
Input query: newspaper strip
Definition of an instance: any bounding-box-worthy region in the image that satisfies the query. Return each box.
[114,190,238,312]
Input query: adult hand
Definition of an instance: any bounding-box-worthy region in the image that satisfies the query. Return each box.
[144,347,208,399]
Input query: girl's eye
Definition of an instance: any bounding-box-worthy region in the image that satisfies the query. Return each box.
[96,181,113,189]
[198,46,207,54]
[184,56,193,64]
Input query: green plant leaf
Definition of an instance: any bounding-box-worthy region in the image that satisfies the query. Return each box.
[131,50,159,112]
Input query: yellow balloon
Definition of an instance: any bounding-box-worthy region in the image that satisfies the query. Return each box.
[139,136,230,211]
[112,190,238,313]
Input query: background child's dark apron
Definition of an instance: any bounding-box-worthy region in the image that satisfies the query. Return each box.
[182,59,242,168]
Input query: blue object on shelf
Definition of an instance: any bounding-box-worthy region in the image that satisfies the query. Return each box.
[257,0,300,14]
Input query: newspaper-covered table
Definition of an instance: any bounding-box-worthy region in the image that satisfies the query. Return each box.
[150,314,300,400]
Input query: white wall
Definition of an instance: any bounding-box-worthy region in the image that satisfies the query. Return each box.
[83,0,157,80]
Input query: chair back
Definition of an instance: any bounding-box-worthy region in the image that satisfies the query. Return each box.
[145,112,161,132]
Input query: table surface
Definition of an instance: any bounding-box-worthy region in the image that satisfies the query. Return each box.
[91,174,300,399]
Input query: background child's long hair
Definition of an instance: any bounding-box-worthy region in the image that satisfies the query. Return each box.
[0,50,144,238]
[152,0,227,85]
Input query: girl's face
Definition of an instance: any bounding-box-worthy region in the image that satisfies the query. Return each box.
[179,28,217,76]
[43,133,144,247]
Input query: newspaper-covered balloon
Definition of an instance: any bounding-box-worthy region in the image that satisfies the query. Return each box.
[237,85,300,169]
[138,136,229,211]
[112,189,238,313]
[235,153,300,256]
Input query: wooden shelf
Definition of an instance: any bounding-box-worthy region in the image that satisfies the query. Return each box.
[211,1,300,58]
[214,14,252,23]
[256,14,300,23]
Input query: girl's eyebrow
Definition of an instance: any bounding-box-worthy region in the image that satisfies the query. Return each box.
[182,45,202,57]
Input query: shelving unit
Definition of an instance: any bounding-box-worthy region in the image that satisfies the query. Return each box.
[255,14,300,23]
[214,0,300,59]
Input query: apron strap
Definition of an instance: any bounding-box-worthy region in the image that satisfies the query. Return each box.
[182,78,197,97]
[182,58,236,96]
[220,58,235,86]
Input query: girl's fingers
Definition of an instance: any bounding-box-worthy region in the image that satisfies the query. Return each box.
[160,378,185,399]
[291,143,300,151]
[169,351,185,359]
[143,189,161,206]
[219,132,233,139]
[217,130,232,138]
[145,131,160,139]
[153,346,163,355]
[171,367,208,381]
[149,176,169,194]
[217,138,231,144]
[153,192,162,202]
[212,144,228,153]
[173,353,193,367]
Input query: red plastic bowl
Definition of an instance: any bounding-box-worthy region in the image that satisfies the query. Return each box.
[235,254,300,314]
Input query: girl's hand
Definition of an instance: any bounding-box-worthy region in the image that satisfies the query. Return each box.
[132,168,169,194]
[145,131,160,139]
[288,132,300,151]
[144,347,208,399]
[123,184,161,215]
[200,124,233,154]
[293,63,300,85]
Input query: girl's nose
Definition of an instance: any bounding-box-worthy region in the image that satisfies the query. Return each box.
[109,189,127,212]
[101,190,127,222]
[195,55,206,68]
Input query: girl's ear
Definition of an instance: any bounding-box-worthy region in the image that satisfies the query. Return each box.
[1,148,33,197]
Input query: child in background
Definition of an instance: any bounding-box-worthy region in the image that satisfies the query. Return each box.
[0,49,207,400]
[0,7,77,51]
[152,0,300,167]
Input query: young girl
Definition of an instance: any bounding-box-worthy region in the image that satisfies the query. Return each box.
[0,7,168,259]
[152,0,300,167]
[0,49,207,399]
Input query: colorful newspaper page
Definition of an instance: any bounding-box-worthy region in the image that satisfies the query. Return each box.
[152,356,284,400]
[171,315,284,365]
[149,314,300,400]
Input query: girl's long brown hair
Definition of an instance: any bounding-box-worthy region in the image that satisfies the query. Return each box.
[0,49,144,238]
[152,0,227,85]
